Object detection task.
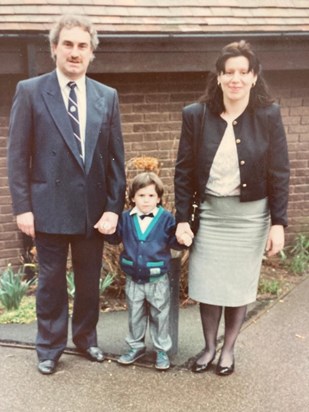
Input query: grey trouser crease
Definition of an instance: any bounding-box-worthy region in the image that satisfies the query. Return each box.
[125,273,172,352]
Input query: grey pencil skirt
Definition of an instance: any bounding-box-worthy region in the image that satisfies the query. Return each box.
[188,195,270,307]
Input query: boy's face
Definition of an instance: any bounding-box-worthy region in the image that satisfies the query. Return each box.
[132,184,160,214]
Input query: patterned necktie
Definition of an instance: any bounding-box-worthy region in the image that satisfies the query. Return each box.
[67,81,82,159]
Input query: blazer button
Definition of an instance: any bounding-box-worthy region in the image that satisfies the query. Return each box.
[242,183,247,188]
[55,179,61,185]
[240,160,245,165]
[236,138,241,144]
[232,120,238,126]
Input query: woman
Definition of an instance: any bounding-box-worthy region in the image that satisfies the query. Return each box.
[174,40,290,376]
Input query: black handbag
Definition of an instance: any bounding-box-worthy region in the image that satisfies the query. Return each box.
[189,103,206,235]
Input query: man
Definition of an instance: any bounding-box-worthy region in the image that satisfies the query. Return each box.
[7,14,126,375]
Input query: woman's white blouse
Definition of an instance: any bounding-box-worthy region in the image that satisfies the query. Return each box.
[206,120,241,197]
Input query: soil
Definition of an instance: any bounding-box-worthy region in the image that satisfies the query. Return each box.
[99,255,305,312]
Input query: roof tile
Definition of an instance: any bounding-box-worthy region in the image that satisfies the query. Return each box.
[0,1,308,34]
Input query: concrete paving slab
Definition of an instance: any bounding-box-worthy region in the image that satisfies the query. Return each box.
[0,276,308,412]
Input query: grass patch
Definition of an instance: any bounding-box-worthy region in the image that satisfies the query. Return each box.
[258,278,280,297]
[0,295,36,324]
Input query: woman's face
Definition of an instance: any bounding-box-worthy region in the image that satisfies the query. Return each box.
[217,56,257,105]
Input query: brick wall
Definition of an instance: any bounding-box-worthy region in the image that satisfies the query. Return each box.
[0,76,24,270]
[268,71,309,244]
[98,72,206,200]
[0,71,308,270]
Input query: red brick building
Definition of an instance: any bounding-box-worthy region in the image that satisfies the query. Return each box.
[0,1,308,269]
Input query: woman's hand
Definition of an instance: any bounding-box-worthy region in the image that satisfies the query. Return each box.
[265,225,285,257]
[176,222,194,245]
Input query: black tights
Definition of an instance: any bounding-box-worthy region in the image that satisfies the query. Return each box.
[197,303,247,367]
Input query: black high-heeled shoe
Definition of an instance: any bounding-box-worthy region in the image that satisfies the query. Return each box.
[216,358,235,376]
[191,353,216,373]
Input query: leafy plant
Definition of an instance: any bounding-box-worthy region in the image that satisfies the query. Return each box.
[20,246,39,282]
[258,279,280,296]
[99,273,115,295]
[0,264,31,311]
[66,270,76,299]
[281,234,309,275]
[288,234,309,275]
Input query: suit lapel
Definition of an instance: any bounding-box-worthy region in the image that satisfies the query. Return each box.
[84,78,106,175]
[41,71,84,171]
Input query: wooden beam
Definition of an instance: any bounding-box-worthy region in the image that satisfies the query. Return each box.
[0,35,308,76]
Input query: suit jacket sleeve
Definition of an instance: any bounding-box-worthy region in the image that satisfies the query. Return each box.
[7,80,33,215]
[105,91,126,215]
[266,104,290,226]
[174,103,203,223]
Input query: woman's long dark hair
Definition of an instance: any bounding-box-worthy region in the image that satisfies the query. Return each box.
[199,40,274,114]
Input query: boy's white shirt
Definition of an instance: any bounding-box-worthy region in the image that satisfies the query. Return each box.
[130,206,159,233]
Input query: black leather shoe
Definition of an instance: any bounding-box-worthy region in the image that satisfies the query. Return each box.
[38,360,56,375]
[191,353,216,373]
[84,346,104,362]
[216,360,235,376]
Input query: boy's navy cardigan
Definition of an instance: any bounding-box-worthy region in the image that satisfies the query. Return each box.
[109,206,183,284]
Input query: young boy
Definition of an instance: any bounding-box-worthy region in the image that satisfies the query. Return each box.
[112,172,192,370]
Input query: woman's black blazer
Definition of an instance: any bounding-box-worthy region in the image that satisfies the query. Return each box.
[174,102,290,227]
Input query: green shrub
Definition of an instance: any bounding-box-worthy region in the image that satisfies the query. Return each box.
[281,234,309,275]
[66,270,76,299]
[99,273,115,295]
[258,279,280,296]
[0,264,31,311]
[289,234,309,275]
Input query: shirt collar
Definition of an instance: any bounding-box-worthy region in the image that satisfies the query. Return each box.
[56,68,86,94]
[130,206,159,217]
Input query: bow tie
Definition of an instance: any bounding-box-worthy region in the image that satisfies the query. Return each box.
[139,213,154,220]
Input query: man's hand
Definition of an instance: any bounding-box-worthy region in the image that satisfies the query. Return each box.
[94,211,119,235]
[16,212,35,238]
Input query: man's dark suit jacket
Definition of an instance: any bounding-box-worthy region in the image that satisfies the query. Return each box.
[8,70,126,234]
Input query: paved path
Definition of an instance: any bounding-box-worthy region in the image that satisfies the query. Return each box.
[0,276,308,412]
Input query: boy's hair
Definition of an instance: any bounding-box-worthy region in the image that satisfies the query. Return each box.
[129,172,164,205]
